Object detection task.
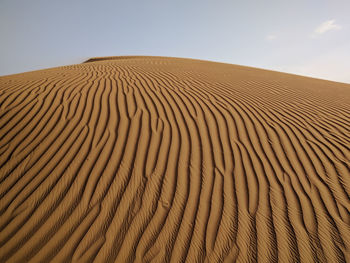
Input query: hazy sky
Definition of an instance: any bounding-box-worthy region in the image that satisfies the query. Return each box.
[1,0,349,83]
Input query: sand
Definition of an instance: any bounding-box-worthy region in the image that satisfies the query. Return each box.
[0,56,349,262]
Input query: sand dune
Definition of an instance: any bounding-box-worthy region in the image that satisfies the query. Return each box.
[0,56,349,262]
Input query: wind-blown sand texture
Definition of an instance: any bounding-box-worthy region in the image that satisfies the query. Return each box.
[0,56,350,262]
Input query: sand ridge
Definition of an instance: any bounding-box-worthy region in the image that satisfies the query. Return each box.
[0,56,349,262]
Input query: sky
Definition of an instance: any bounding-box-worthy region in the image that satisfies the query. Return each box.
[0,0,349,83]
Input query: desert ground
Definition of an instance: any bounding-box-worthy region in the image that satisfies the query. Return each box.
[0,56,349,262]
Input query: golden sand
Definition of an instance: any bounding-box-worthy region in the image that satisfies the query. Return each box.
[0,56,349,262]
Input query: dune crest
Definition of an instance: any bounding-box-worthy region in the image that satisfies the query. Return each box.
[0,57,350,262]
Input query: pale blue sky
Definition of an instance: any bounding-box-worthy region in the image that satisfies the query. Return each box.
[1,0,349,83]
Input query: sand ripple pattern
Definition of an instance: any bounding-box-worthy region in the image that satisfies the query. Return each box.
[0,57,350,262]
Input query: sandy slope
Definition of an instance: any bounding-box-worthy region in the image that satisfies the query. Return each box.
[0,56,349,262]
